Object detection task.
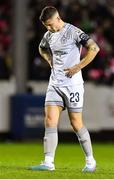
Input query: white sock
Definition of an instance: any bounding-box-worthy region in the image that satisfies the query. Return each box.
[86,155,96,168]
[86,155,95,162]
[44,155,54,164]
[44,127,58,163]
[76,126,93,157]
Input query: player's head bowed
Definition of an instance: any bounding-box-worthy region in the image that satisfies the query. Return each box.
[39,6,64,32]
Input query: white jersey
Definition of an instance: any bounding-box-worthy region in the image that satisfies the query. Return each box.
[39,23,90,87]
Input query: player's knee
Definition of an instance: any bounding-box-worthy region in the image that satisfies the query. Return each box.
[70,118,83,131]
[45,116,57,127]
[70,118,78,127]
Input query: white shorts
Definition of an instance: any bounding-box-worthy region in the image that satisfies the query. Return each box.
[45,84,84,112]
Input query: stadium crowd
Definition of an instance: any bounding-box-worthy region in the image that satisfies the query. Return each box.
[0,0,12,79]
[0,0,114,86]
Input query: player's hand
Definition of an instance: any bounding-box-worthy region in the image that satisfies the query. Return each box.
[64,64,81,78]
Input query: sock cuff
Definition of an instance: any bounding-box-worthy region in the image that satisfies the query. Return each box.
[45,127,57,134]
[76,126,88,138]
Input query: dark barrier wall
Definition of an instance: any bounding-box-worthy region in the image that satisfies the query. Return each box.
[10,94,45,140]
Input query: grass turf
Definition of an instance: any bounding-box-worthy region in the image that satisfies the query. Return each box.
[0,142,114,179]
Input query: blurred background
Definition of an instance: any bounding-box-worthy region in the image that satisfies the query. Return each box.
[0,0,114,141]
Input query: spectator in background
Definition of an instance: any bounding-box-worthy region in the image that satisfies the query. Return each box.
[0,0,12,79]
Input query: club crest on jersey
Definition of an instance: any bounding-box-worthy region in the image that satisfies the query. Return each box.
[61,29,72,44]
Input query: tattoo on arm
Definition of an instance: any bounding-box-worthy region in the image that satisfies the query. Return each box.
[85,39,99,52]
[89,46,98,51]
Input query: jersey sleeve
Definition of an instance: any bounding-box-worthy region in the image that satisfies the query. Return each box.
[73,26,90,46]
[39,33,49,49]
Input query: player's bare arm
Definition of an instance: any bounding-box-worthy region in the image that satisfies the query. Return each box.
[64,39,100,77]
[39,46,53,68]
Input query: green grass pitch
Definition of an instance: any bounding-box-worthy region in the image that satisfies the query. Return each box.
[0,142,114,179]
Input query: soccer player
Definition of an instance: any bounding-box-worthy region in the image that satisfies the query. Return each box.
[29,6,100,172]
